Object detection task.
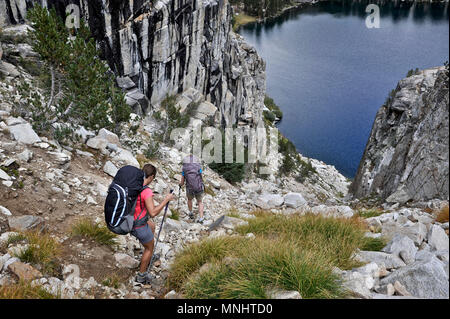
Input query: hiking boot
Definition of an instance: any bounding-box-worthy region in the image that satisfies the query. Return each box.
[135,272,154,285]
[188,211,194,220]
[197,217,205,224]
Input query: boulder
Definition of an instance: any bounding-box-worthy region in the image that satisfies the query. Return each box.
[193,101,217,121]
[86,136,108,152]
[255,193,284,209]
[164,290,183,299]
[341,271,374,299]
[17,149,33,162]
[310,205,354,218]
[266,287,302,299]
[8,261,43,281]
[382,234,418,265]
[48,151,71,166]
[283,192,307,208]
[0,253,11,272]
[164,218,182,233]
[354,250,406,270]
[125,89,148,114]
[381,221,427,246]
[379,256,449,299]
[111,148,139,167]
[8,215,45,232]
[97,128,121,145]
[74,126,95,143]
[0,169,10,181]
[427,225,449,251]
[103,161,118,177]
[116,76,136,90]
[386,186,412,205]
[221,216,248,230]
[393,281,412,297]
[7,121,41,145]
[114,253,139,269]
[352,262,381,279]
[0,61,20,78]
[0,205,12,216]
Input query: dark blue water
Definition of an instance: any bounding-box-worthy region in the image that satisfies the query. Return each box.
[240,0,449,178]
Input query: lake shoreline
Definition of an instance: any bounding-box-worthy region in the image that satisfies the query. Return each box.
[239,0,449,178]
[233,1,315,32]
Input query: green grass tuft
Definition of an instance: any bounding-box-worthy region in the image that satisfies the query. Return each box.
[70,218,117,247]
[167,211,377,299]
[11,231,61,276]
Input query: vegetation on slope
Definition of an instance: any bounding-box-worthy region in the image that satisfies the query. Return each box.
[167,211,384,299]
[15,5,130,140]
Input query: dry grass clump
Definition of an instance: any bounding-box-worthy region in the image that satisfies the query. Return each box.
[435,205,449,223]
[168,211,384,299]
[0,280,58,299]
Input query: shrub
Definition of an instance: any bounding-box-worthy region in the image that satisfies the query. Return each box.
[264,95,283,120]
[263,110,276,123]
[144,139,160,160]
[297,158,317,182]
[356,209,385,218]
[169,208,181,221]
[406,68,420,77]
[208,131,247,184]
[160,95,191,143]
[236,212,368,269]
[24,5,130,136]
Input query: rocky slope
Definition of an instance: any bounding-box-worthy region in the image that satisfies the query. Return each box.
[0,25,352,299]
[350,66,449,204]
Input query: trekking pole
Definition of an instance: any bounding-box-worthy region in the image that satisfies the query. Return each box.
[147,189,173,273]
[177,185,181,210]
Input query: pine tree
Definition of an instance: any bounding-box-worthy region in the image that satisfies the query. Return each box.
[26,5,130,137]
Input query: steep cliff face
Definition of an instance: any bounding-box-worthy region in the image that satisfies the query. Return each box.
[350,66,449,203]
[0,0,266,126]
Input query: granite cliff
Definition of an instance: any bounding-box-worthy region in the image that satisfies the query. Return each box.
[0,0,266,127]
[351,65,449,204]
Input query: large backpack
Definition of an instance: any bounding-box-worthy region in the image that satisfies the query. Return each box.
[182,155,204,194]
[104,165,148,235]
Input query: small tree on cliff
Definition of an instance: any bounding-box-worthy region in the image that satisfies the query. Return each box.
[25,5,130,137]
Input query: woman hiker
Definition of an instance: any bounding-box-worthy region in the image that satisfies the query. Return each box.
[133,163,175,284]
